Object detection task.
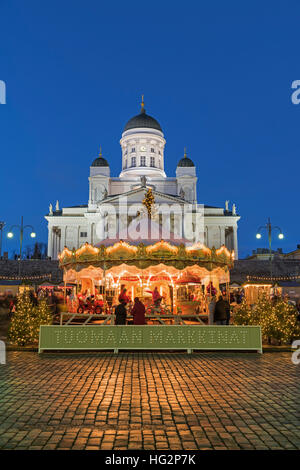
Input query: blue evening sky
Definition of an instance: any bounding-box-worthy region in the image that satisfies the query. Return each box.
[0,0,299,258]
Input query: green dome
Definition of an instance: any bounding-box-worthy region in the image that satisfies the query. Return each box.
[177,156,195,167]
[124,110,162,132]
[91,148,109,167]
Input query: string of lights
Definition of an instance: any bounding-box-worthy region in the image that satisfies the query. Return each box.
[247,274,300,281]
[0,273,52,281]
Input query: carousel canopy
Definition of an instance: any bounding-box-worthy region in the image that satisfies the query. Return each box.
[59,239,234,274]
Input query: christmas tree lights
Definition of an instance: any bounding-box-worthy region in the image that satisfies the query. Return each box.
[142,188,155,218]
[8,292,52,346]
[234,294,300,344]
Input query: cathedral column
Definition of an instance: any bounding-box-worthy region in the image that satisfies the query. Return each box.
[57,229,61,255]
[205,227,209,247]
[233,226,238,259]
[52,229,57,260]
[60,226,66,250]
[219,226,225,246]
[48,226,53,258]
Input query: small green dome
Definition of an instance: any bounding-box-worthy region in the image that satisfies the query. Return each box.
[91,157,109,167]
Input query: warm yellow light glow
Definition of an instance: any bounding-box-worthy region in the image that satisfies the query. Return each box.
[76,243,99,257]
[58,246,73,260]
[256,233,262,239]
[146,240,178,254]
[106,241,138,255]
[30,232,36,238]
[186,243,211,254]
[243,283,272,288]
[216,245,231,257]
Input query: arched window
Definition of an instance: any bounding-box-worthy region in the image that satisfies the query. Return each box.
[140,156,146,166]
[131,157,136,167]
[150,156,155,167]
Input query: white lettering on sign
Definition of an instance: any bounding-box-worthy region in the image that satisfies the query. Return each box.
[150,330,163,344]
[131,331,143,344]
[90,330,104,344]
[76,330,88,343]
[43,326,256,350]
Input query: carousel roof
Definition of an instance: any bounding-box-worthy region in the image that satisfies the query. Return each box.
[58,237,234,273]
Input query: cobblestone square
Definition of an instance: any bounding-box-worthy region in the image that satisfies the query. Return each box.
[0,351,299,450]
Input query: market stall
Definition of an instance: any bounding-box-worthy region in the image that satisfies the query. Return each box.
[242,282,273,305]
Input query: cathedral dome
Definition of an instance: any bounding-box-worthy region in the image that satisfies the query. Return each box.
[123,97,162,132]
[177,150,195,167]
[91,148,109,167]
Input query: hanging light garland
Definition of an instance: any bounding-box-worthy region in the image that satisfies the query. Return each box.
[247,274,300,282]
[0,273,52,281]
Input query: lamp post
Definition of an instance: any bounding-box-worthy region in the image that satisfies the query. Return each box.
[7,216,36,275]
[0,221,5,258]
[256,217,284,278]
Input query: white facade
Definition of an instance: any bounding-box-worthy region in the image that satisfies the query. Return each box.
[45,102,240,259]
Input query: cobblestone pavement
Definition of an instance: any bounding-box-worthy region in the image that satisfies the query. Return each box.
[0,351,299,450]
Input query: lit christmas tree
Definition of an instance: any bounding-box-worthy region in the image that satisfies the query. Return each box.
[34,298,52,334]
[8,292,53,346]
[271,298,300,344]
[142,188,155,218]
[8,291,36,346]
[234,293,300,345]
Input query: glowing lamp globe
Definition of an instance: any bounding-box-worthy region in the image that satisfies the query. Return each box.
[7,232,13,238]
[30,232,36,238]
[278,233,284,240]
[256,233,262,239]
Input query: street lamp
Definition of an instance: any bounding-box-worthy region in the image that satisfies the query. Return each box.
[255,217,284,277]
[7,216,36,275]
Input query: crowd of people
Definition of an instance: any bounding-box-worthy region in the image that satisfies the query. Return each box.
[115,291,146,325]
[114,285,164,325]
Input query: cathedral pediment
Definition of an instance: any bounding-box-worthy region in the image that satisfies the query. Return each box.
[99,187,186,206]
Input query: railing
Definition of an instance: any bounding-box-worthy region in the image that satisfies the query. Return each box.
[60,312,114,326]
[59,311,208,326]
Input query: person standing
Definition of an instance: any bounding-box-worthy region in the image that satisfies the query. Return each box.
[115,300,127,325]
[131,297,146,325]
[214,295,230,325]
[118,286,130,305]
[208,296,216,325]
[146,286,163,306]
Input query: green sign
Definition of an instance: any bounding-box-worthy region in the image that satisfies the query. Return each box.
[39,325,262,353]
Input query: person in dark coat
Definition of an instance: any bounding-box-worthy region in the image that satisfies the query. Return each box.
[214,295,230,325]
[131,297,146,325]
[115,300,127,325]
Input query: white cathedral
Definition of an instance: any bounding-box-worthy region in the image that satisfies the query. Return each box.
[45,99,240,259]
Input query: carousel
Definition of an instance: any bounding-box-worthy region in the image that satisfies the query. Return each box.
[59,234,234,319]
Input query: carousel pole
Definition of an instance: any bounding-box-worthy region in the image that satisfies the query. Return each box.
[63,268,66,305]
[103,262,107,313]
